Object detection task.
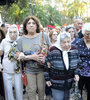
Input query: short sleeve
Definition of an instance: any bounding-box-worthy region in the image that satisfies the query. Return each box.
[16,37,23,52]
[43,33,51,47]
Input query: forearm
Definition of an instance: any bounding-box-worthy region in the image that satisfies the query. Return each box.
[0,50,4,56]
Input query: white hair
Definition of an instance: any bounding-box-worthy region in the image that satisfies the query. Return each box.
[82,23,90,35]
[54,31,71,50]
[6,24,19,41]
[60,31,71,41]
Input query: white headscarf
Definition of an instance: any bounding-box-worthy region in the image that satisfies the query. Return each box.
[54,31,71,70]
[54,31,71,51]
[6,24,19,42]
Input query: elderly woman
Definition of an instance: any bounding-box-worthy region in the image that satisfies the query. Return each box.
[44,32,80,100]
[0,25,23,100]
[76,23,90,100]
[16,16,51,100]
[65,25,79,44]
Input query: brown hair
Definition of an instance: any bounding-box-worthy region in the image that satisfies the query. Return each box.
[0,27,5,42]
[23,16,41,35]
[49,29,58,41]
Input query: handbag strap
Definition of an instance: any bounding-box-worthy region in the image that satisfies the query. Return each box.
[41,32,44,46]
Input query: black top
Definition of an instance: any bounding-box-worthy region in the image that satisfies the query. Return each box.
[78,30,83,38]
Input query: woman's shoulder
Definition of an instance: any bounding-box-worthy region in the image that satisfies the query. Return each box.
[70,44,78,54]
[71,44,77,50]
[76,38,84,44]
[49,46,60,52]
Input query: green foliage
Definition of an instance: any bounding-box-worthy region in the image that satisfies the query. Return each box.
[0,0,89,26]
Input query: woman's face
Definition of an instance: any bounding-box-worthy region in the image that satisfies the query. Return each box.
[67,28,74,39]
[51,31,58,42]
[84,30,90,42]
[60,38,71,51]
[26,19,37,34]
[9,28,18,40]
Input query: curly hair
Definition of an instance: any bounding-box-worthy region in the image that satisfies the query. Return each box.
[23,16,41,35]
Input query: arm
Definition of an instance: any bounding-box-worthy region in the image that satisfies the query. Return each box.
[44,52,52,87]
[16,51,45,63]
[0,50,4,56]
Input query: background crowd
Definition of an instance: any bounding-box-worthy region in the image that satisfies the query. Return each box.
[0,15,90,100]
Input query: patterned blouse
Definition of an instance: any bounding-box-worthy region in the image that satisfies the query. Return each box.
[76,38,90,77]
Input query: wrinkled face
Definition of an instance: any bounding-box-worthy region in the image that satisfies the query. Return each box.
[9,28,18,40]
[60,38,71,51]
[74,19,83,30]
[84,31,90,42]
[67,28,74,39]
[51,31,58,41]
[26,19,37,34]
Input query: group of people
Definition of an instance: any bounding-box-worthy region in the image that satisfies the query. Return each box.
[0,16,90,100]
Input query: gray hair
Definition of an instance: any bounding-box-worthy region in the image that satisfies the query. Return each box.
[54,31,71,51]
[74,16,82,22]
[60,31,71,42]
[6,24,19,41]
[82,23,90,35]
[65,25,75,32]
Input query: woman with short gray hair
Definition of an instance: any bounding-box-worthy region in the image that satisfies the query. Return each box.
[76,23,90,100]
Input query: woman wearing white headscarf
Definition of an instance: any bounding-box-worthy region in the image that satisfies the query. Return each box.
[44,32,80,100]
[0,25,23,100]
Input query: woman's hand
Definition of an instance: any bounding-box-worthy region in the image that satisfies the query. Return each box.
[74,75,79,82]
[46,81,52,87]
[18,52,25,61]
[31,53,45,63]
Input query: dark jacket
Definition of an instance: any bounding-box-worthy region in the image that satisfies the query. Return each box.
[44,45,80,90]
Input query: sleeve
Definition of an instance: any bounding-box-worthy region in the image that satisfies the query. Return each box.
[44,52,51,81]
[44,33,52,47]
[74,51,82,75]
[16,37,23,52]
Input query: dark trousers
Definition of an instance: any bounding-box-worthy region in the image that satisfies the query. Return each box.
[0,72,5,100]
[79,76,90,100]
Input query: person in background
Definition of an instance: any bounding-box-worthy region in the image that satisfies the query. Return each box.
[61,26,65,32]
[65,25,79,44]
[16,16,51,100]
[76,23,90,100]
[44,32,80,100]
[19,24,24,36]
[0,25,23,100]
[55,26,61,34]
[0,27,5,100]
[1,23,10,34]
[43,27,50,35]
[74,17,83,38]
[49,29,58,45]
